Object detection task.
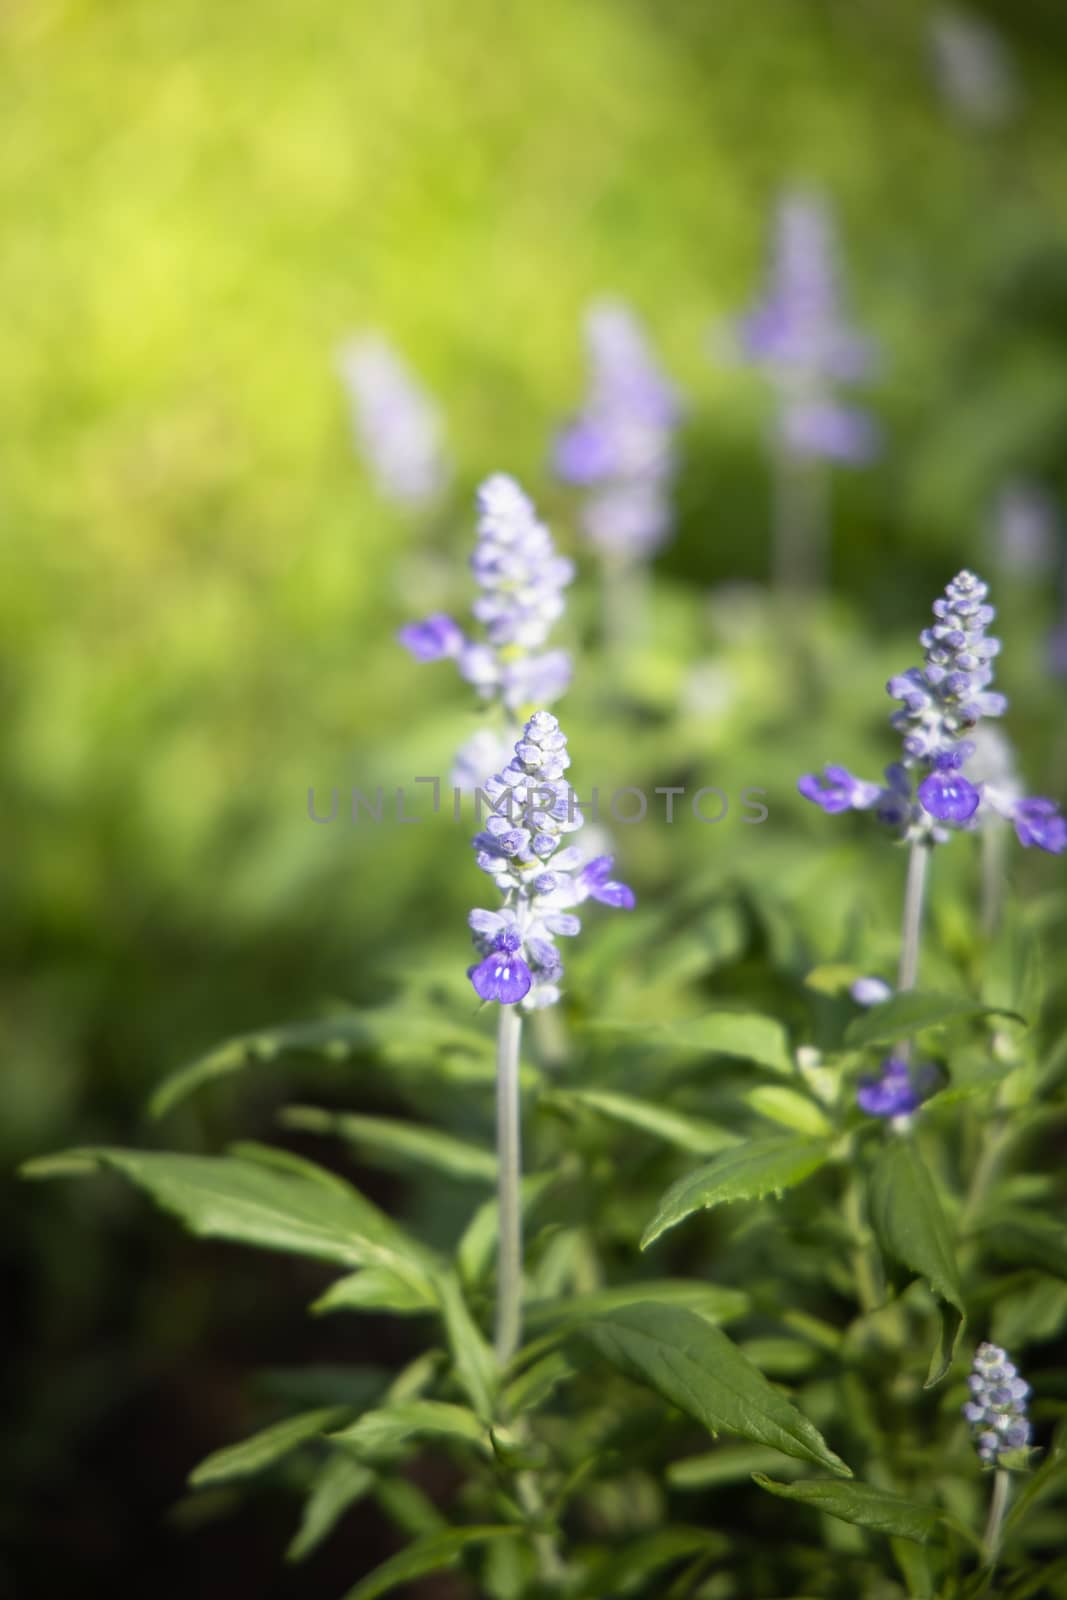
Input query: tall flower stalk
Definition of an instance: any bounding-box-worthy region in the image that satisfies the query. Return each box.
[400,475,575,787]
[336,333,450,508]
[554,302,680,668]
[800,570,1065,1117]
[733,192,878,592]
[467,711,634,1360]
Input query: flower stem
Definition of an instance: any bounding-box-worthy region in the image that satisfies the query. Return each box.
[980,818,1007,940]
[494,1003,524,1367]
[982,1467,1012,1568]
[897,839,930,996]
[772,424,829,593]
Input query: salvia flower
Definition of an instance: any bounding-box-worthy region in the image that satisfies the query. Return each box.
[856,1057,923,1119]
[734,191,878,466]
[336,333,449,506]
[799,570,1067,853]
[400,475,575,716]
[554,301,681,561]
[963,1343,1031,1465]
[468,712,634,1009]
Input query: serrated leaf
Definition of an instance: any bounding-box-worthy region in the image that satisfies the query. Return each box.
[330,1400,488,1459]
[584,1303,851,1476]
[149,1009,495,1118]
[845,992,1024,1049]
[23,1147,438,1292]
[542,1088,739,1154]
[287,1455,374,1562]
[869,1138,965,1387]
[340,1526,515,1600]
[752,1474,942,1544]
[745,1086,832,1137]
[524,1279,749,1332]
[279,1106,497,1183]
[585,1012,793,1074]
[312,1269,435,1316]
[189,1407,349,1487]
[641,1138,830,1250]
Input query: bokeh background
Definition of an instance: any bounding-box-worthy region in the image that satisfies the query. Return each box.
[5,0,1067,1594]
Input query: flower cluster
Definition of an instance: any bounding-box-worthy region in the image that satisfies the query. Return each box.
[399,476,575,718]
[467,712,634,1009]
[963,1343,1031,1466]
[735,192,878,465]
[336,334,449,507]
[554,302,681,562]
[799,570,1066,852]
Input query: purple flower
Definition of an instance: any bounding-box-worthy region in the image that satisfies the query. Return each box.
[400,474,574,720]
[1011,797,1067,854]
[851,976,893,1007]
[917,767,981,824]
[467,714,632,1008]
[781,399,880,466]
[963,1343,1031,1466]
[856,1057,922,1119]
[397,613,465,662]
[336,334,449,506]
[554,301,680,561]
[576,856,636,910]
[469,928,533,1004]
[797,765,883,814]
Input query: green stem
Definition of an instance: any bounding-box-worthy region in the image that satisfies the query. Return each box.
[772,424,830,594]
[494,1004,524,1367]
[982,1467,1012,1568]
[897,839,930,995]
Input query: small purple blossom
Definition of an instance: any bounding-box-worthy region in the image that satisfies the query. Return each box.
[397,613,464,662]
[554,302,681,561]
[468,713,634,1008]
[963,1343,1031,1466]
[336,334,449,506]
[917,764,981,824]
[856,1057,923,1119]
[797,766,883,815]
[1011,797,1067,855]
[851,976,893,1007]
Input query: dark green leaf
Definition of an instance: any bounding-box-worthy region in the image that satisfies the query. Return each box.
[279,1105,497,1183]
[434,1272,496,1419]
[543,1088,739,1154]
[641,1138,830,1250]
[578,1527,728,1597]
[752,1474,942,1544]
[312,1269,435,1316]
[584,1303,851,1476]
[869,1138,965,1386]
[525,1280,749,1331]
[330,1400,488,1458]
[22,1147,438,1292]
[189,1407,349,1487]
[340,1526,515,1600]
[584,1013,793,1074]
[978,1211,1067,1282]
[845,992,1024,1049]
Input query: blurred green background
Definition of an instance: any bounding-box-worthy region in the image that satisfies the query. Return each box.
[5,0,1067,1593]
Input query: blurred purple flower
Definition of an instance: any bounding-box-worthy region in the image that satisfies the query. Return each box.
[857,1057,922,1119]
[336,333,449,506]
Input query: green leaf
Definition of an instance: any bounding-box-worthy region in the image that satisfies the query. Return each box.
[869,1138,965,1387]
[456,1171,559,1288]
[668,1445,813,1490]
[578,1527,728,1597]
[279,1105,497,1184]
[340,1526,516,1600]
[287,1455,374,1562]
[1004,1444,1067,1536]
[584,1303,851,1477]
[330,1400,488,1459]
[149,1009,495,1118]
[979,1211,1067,1282]
[585,1012,793,1074]
[752,1474,942,1545]
[641,1138,830,1250]
[189,1407,349,1487]
[312,1269,435,1316]
[23,1147,438,1292]
[503,1352,575,1415]
[434,1272,496,1419]
[744,1086,832,1137]
[845,992,1024,1049]
[524,1279,750,1332]
[542,1088,739,1154]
